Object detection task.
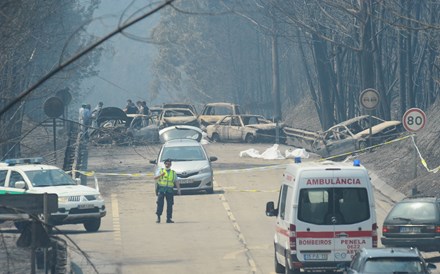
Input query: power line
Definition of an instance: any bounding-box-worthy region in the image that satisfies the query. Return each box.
[0,0,176,118]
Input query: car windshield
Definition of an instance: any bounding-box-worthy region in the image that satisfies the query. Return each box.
[25,169,76,187]
[163,109,194,117]
[160,146,206,161]
[363,258,424,273]
[387,202,437,222]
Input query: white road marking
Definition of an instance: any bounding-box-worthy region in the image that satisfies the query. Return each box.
[111,194,122,243]
[219,193,258,273]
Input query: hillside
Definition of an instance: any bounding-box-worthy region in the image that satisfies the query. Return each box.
[288,96,440,198]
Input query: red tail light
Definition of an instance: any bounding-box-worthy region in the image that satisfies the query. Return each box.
[289,224,296,251]
[435,226,440,233]
[372,223,378,247]
[382,226,389,233]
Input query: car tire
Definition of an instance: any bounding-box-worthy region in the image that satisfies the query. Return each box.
[359,141,368,151]
[206,187,214,194]
[212,133,220,142]
[274,249,285,273]
[245,134,255,143]
[285,255,299,274]
[83,218,101,232]
[14,221,29,232]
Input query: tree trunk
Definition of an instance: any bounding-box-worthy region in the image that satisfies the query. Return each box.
[271,33,281,121]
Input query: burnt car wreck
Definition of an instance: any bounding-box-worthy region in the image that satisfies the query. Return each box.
[284,115,404,159]
[205,114,286,144]
[90,107,159,145]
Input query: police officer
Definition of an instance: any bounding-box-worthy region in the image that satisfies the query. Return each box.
[154,158,181,223]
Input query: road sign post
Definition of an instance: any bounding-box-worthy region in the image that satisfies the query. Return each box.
[402,108,427,185]
[359,89,380,150]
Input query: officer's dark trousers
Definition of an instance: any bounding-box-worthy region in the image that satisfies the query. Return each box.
[156,192,174,220]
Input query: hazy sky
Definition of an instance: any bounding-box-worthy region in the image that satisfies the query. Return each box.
[80,1,160,109]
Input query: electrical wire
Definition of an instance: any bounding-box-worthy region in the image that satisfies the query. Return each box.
[0,0,176,118]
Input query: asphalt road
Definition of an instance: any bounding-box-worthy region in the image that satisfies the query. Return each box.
[56,142,440,274]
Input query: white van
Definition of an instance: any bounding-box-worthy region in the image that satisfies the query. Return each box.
[266,159,377,273]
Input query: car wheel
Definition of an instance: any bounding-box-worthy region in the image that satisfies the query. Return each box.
[212,133,220,142]
[206,187,214,194]
[83,218,101,232]
[245,134,255,143]
[126,132,134,146]
[14,221,29,232]
[285,255,299,274]
[274,249,285,273]
[359,141,368,151]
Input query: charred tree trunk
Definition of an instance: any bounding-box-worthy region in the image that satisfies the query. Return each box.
[311,33,335,129]
[271,33,281,121]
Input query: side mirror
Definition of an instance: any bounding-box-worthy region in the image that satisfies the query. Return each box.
[14,181,26,189]
[209,156,218,162]
[266,201,278,217]
[427,263,437,270]
[150,159,157,164]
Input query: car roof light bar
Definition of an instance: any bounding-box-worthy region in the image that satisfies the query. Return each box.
[4,157,43,166]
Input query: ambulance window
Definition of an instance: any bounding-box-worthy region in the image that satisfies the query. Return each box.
[279,185,289,220]
[298,189,329,225]
[339,188,370,224]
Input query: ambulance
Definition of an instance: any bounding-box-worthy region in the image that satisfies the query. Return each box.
[265,159,377,273]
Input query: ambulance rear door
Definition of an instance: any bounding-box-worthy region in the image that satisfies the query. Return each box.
[331,168,375,262]
[296,185,335,264]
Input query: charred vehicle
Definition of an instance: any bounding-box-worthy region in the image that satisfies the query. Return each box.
[284,115,404,159]
[158,108,200,129]
[198,102,242,129]
[205,114,286,143]
[90,107,159,145]
[162,103,198,115]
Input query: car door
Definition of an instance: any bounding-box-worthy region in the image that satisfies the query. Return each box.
[217,116,231,140]
[275,184,292,265]
[331,170,373,262]
[4,170,28,194]
[228,116,243,141]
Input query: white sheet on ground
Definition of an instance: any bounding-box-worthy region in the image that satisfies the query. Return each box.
[240,144,285,160]
[285,148,309,159]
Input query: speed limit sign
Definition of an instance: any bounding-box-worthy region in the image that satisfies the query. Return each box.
[402,108,427,132]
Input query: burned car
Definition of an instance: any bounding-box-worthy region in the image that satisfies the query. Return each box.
[162,103,198,115]
[126,114,160,144]
[205,114,286,143]
[90,107,159,145]
[158,108,200,129]
[311,115,403,158]
[198,102,242,128]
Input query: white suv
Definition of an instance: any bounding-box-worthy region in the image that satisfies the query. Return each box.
[0,158,106,232]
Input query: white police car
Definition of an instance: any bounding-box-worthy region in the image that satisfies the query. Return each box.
[0,157,106,232]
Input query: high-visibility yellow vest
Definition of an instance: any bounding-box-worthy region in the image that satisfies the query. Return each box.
[157,168,176,188]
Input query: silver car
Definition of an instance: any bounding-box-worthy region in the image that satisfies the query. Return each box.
[150,126,217,194]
